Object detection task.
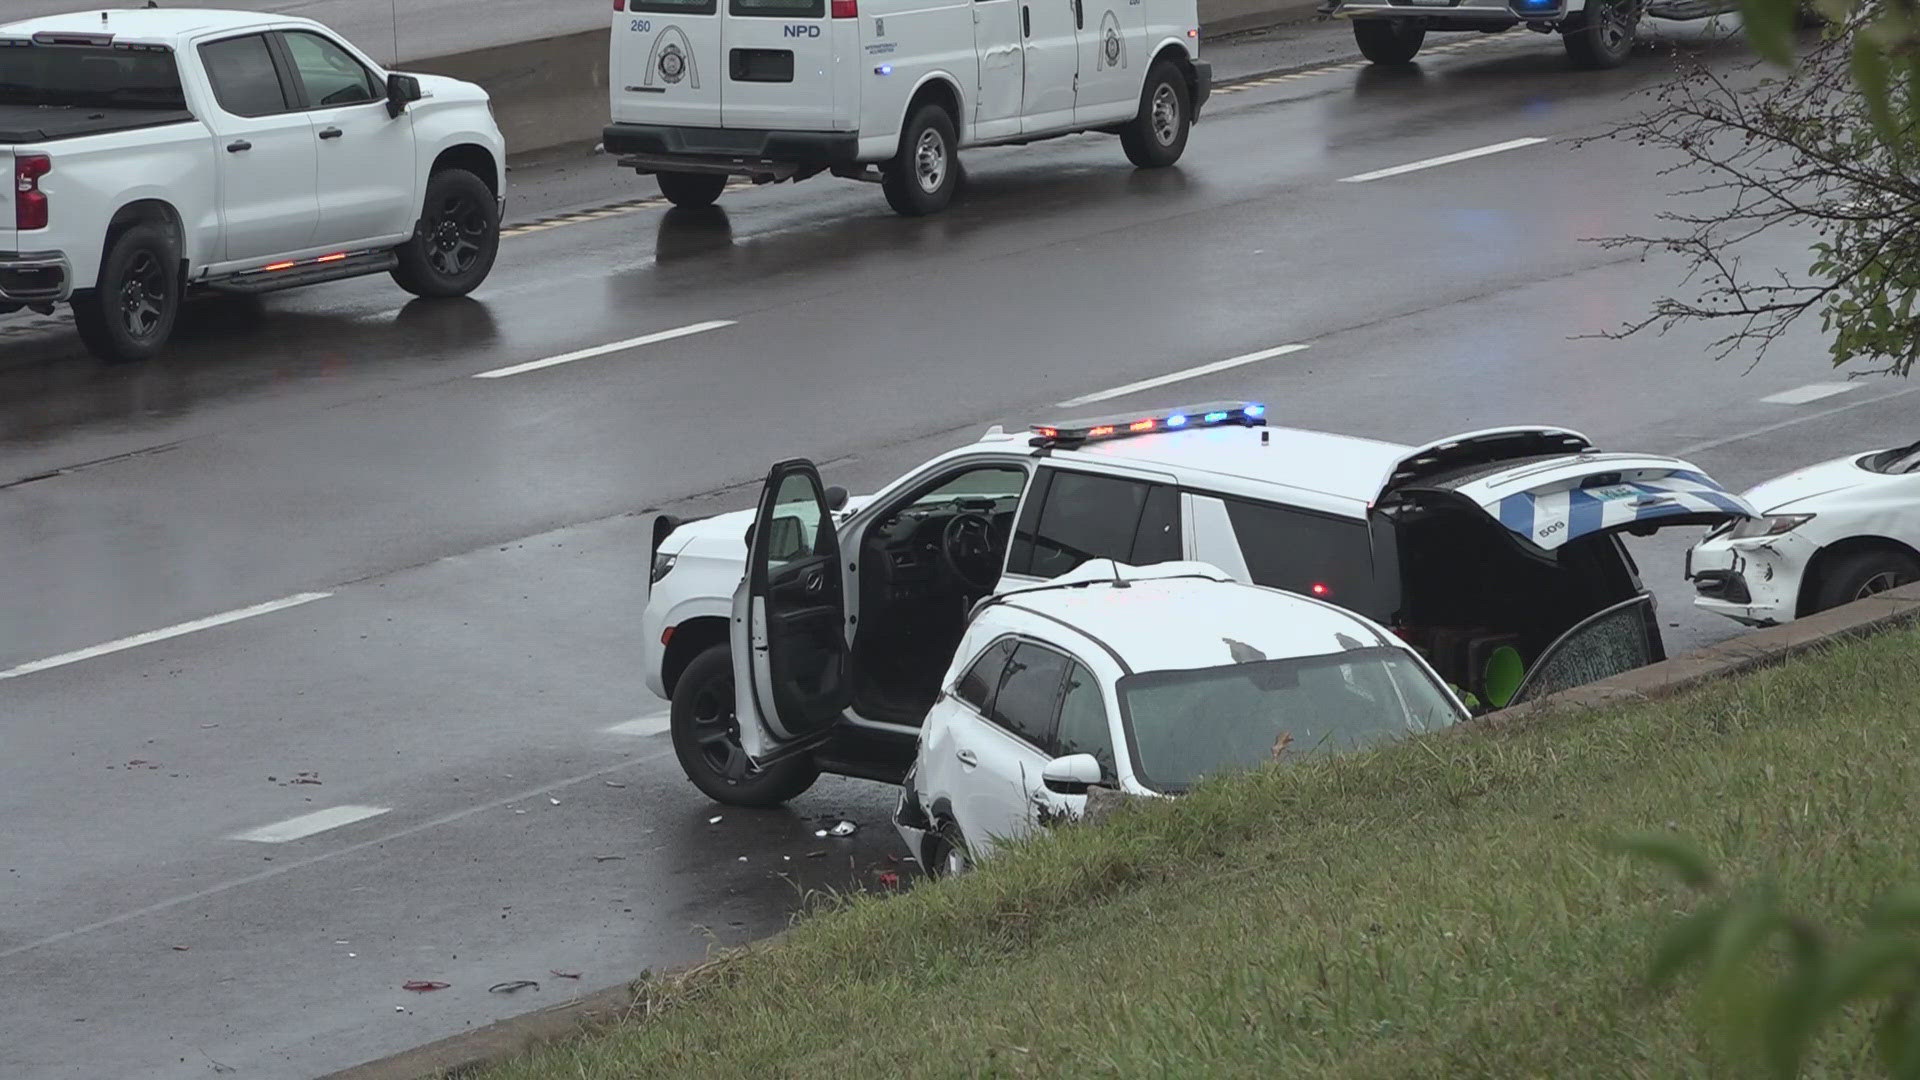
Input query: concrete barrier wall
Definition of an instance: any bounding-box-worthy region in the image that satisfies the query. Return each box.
[409,0,1321,158]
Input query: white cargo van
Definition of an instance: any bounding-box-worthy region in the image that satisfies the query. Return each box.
[605,0,1210,215]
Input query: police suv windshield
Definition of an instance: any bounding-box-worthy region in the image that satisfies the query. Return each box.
[1118,647,1462,792]
[0,44,187,110]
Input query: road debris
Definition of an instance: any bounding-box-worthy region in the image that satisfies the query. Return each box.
[709,815,723,824]
[877,872,900,888]
[828,820,857,837]
[401,980,449,992]
[550,970,581,980]
[603,780,626,788]
[171,945,189,951]
[488,980,539,994]
[737,856,748,862]
[592,854,625,863]
[548,797,561,806]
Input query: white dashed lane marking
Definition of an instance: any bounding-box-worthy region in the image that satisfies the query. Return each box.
[231,806,391,844]
[471,320,736,379]
[0,592,333,682]
[1055,344,1309,409]
[1339,137,1548,184]
[1761,383,1858,405]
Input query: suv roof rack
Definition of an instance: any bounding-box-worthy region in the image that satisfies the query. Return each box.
[1028,401,1265,448]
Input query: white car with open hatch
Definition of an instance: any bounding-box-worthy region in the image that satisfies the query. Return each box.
[1689,437,1920,626]
[890,559,1470,874]
[604,0,1212,215]
[641,400,1755,810]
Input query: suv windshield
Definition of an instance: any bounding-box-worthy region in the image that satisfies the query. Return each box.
[0,44,187,109]
[1118,647,1462,792]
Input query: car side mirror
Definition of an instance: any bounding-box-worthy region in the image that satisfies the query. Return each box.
[1041,753,1103,795]
[386,73,422,118]
[824,485,849,512]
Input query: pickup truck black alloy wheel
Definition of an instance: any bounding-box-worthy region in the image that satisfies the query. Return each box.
[393,168,500,297]
[73,221,180,363]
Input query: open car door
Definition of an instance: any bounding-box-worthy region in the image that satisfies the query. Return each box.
[730,460,852,762]
[1507,594,1660,706]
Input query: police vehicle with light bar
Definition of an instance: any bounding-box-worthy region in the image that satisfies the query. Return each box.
[1323,0,1730,71]
[643,401,1756,807]
[604,0,1210,216]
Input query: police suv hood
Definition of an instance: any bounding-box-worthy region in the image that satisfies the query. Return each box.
[656,497,875,560]
[1742,453,1881,514]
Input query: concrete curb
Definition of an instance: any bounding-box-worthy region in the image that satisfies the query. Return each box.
[408,0,1325,158]
[320,583,1920,1080]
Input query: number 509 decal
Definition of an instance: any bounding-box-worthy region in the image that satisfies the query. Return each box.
[629,18,652,31]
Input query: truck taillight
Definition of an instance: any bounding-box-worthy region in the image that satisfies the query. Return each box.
[832,0,857,16]
[16,154,50,231]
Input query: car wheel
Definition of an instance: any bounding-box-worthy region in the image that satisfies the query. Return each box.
[669,645,820,807]
[72,222,181,363]
[1352,19,1425,65]
[1562,0,1638,69]
[656,171,728,209]
[883,103,960,217]
[392,168,500,298]
[1808,548,1920,615]
[1119,60,1192,169]
[925,819,973,879]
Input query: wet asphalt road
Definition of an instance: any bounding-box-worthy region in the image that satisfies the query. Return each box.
[5,19,1913,1080]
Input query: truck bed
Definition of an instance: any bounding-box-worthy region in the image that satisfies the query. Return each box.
[0,104,195,144]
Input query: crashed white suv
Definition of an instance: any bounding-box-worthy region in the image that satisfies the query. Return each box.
[642,401,1753,808]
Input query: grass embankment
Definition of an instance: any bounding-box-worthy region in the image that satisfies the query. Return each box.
[480,629,1920,1078]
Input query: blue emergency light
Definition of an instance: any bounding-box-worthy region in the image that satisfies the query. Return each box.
[1029,401,1267,447]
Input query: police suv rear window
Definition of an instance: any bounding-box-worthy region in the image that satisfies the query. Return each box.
[730,0,827,17]
[1221,498,1384,617]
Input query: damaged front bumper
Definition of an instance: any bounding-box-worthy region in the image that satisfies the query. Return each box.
[892,764,932,864]
[1687,531,1812,626]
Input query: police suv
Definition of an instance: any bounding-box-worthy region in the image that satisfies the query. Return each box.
[643,402,1755,807]
[603,0,1211,215]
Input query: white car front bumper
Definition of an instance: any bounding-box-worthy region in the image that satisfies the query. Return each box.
[1687,530,1815,626]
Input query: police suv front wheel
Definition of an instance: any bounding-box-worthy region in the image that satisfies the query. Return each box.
[1121,60,1192,168]
[883,103,960,217]
[669,645,821,807]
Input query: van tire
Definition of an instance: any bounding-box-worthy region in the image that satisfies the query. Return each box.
[392,168,499,298]
[72,221,181,363]
[657,172,728,209]
[1353,19,1425,64]
[669,645,821,807]
[1120,60,1192,168]
[883,103,959,216]
[1562,0,1637,68]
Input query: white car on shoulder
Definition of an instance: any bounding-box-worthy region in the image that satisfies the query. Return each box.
[1689,439,1920,626]
[891,560,1469,873]
[643,402,1754,812]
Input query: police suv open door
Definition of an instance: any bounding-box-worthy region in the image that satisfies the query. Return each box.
[1370,428,1755,707]
[731,459,852,762]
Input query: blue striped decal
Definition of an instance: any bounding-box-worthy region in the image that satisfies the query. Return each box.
[1498,493,1535,537]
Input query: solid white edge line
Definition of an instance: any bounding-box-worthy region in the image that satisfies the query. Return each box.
[1760,382,1858,405]
[605,715,672,736]
[1054,344,1310,409]
[472,320,736,379]
[1338,137,1549,183]
[232,805,391,844]
[0,592,333,681]
[1675,384,1920,458]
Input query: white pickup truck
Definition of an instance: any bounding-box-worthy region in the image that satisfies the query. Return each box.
[0,7,506,361]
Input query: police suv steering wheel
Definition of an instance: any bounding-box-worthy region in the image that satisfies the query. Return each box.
[941,512,999,593]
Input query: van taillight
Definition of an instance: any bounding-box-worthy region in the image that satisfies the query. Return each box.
[614,0,626,8]
[831,0,857,16]
[15,154,50,230]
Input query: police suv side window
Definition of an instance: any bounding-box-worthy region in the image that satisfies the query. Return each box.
[1007,469,1180,578]
[954,638,1017,714]
[989,642,1072,748]
[199,34,291,118]
[1220,497,1382,617]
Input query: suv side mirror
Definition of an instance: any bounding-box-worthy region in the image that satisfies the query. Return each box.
[386,73,422,118]
[824,485,849,512]
[1041,753,1103,795]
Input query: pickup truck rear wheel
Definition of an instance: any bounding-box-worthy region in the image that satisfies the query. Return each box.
[1353,19,1425,64]
[670,645,821,807]
[656,172,728,209]
[72,221,180,363]
[1562,0,1638,68]
[392,168,500,298]
[1120,60,1192,168]
[883,103,960,217]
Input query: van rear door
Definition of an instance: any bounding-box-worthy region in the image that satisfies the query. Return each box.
[613,0,724,128]
[718,0,837,130]
[0,146,15,253]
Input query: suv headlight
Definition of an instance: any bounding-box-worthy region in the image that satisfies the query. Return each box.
[651,552,678,583]
[1728,514,1815,539]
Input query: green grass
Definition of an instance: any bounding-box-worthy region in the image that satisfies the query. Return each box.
[476,628,1920,1079]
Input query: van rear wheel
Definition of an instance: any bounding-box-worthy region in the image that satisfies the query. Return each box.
[883,103,959,217]
[1353,18,1426,64]
[656,171,728,209]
